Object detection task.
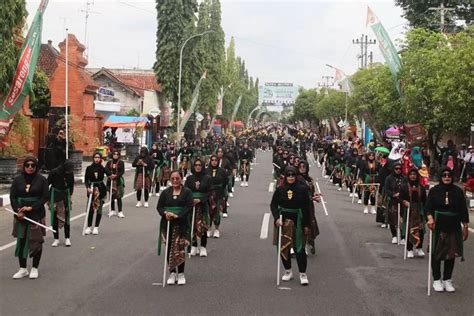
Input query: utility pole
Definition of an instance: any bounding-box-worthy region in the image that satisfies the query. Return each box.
[429,1,455,33]
[368,51,373,66]
[352,34,376,68]
[79,0,100,58]
[321,75,334,87]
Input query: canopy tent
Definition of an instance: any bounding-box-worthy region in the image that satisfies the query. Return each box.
[232,120,244,127]
[103,115,149,128]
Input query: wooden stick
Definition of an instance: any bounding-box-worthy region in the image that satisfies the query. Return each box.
[163,220,171,288]
[82,184,93,236]
[277,214,282,286]
[5,208,56,233]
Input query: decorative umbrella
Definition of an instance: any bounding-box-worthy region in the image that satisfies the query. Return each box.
[375,146,390,154]
[386,127,400,135]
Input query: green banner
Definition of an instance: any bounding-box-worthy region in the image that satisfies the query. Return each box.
[179,71,206,133]
[0,0,49,144]
[367,6,402,94]
[230,95,242,129]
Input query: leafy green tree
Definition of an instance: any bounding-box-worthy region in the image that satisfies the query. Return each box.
[154,0,198,114]
[30,68,51,118]
[293,88,320,127]
[349,63,402,143]
[0,0,27,97]
[399,27,473,158]
[395,0,472,32]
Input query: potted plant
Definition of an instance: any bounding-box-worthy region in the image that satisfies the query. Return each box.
[0,113,33,183]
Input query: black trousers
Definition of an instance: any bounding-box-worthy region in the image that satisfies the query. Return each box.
[87,202,102,227]
[432,258,455,281]
[17,238,42,268]
[52,211,70,239]
[136,189,149,202]
[192,233,207,247]
[363,191,376,206]
[111,198,123,212]
[281,248,307,273]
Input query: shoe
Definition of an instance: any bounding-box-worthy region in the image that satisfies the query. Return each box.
[207,230,212,238]
[310,245,316,255]
[226,201,230,207]
[144,202,149,208]
[167,272,177,285]
[433,280,444,292]
[84,227,92,235]
[357,199,362,204]
[108,211,115,217]
[177,273,186,285]
[443,280,455,292]
[29,268,39,279]
[223,213,228,218]
[349,193,354,198]
[160,186,165,191]
[282,270,293,281]
[199,247,207,257]
[229,192,234,198]
[52,239,59,247]
[240,182,245,187]
[245,182,249,187]
[136,201,142,208]
[213,229,220,238]
[381,224,387,228]
[363,207,369,214]
[299,273,309,286]
[416,248,425,257]
[323,175,329,178]
[12,268,29,279]
[337,187,342,191]
[370,206,376,214]
[92,227,99,235]
[190,246,199,256]
[290,248,295,256]
[391,237,398,244]
[155,192,160,197]
[65,238,71,247]
[400,239,406,245]
[407,250,414,258]
[118,212,125,218]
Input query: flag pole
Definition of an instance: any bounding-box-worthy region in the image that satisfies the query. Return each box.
[65,28,69,159]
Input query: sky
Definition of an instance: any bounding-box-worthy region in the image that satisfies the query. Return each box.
[26,0,408,89]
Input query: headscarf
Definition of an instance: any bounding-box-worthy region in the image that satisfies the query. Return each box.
[407,168,420,186]
[140,146,149,157]
[439,167,454,185]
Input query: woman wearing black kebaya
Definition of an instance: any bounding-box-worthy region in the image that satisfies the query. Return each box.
[271,166,311,286]
[10,156,49,279]
[157,170,193,285]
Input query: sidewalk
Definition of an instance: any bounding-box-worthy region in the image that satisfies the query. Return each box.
[0,161,133,207]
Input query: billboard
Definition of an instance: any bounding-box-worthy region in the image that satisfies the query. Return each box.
[258,82,299,107]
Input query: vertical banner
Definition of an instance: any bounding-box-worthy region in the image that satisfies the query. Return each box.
[215,86,223,116]
[179,70,207,133]
[334,68,353,96]
[366,6,402,94]
[0,0,49,145]
[229,95,242,130]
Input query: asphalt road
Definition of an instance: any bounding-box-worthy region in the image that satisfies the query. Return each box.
[0,151,473,316]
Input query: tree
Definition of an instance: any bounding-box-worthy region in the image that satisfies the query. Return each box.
[349,63,402,143]
[398,27,473,161]
[154,0,198,114]
[395,0,472,32]
[293,88,320,126]
[30,68,51,118]
[0,0,27,97]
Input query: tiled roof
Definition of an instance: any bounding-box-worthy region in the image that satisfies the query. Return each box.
[37,43,59,77]
[114,72,162,96]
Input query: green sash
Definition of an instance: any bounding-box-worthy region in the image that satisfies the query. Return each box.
[15,197,40,259]
[433,210,464,261]
[279,207,304,253]
[157,206,185,256]
[192,192,207,199]
[50,187,71,226]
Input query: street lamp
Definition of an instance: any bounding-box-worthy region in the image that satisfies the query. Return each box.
[177,30,213,142]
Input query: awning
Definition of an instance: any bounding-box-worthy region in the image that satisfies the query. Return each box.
[103,115,149,128]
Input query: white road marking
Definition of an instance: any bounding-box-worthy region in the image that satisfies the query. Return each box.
[260,213,271,239]
[278,287,292,290]
[0,190,137,252]
[469,227,474,233]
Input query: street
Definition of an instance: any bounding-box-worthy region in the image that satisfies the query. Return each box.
[0,151,473,316]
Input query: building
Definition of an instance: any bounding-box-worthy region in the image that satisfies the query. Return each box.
[89,68,164,117]
[37,34,103,156]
